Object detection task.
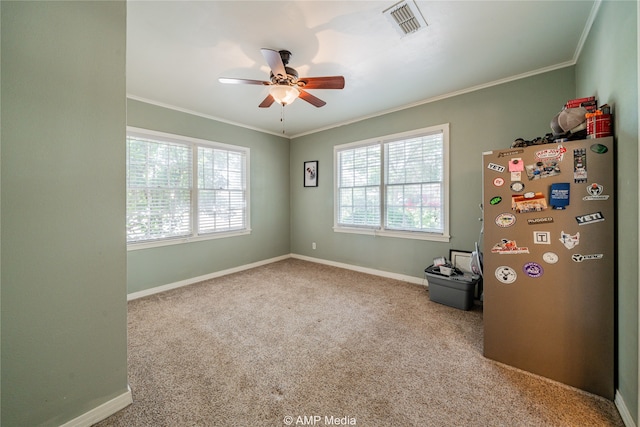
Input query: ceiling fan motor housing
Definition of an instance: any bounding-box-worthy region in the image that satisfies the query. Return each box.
[271,66,299,85]
[278,50,292,65]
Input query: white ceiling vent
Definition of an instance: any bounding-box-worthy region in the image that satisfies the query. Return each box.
[383,0,428,37]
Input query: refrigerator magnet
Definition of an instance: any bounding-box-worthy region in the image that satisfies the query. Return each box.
[495,266,517,284]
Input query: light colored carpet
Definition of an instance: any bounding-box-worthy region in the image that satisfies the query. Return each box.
[96,258,624,426]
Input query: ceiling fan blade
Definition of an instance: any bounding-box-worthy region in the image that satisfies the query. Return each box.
[261,48,287,80]
[298,76,345,90]
[259,94,276,108]
[219,77,270,86]
[298,89,326,108]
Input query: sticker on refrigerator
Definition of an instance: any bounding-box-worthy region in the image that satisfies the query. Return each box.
[495,213,516,228]
[510,172,522,182]
[549,183,570,209]
[534,145,566,162]
[527,216,554,225]
[571,253,604,263]
[489,196,502,205]
[510,181,525,192]
[487,163,506,173]
[583,183,609,201]
[559,231,580,249]
[495,266,517,284]
[508,158,524,172]
[590,143,608,154]
[542,252,559,264]
[525,160,561,180]
[493,177,505,187]
[523,262,543,278]
[573,148,587,183]
[533,231,551,244]
[498,149,524,157]
[576,211,604,226]
[512,192,547,213]
[491,239,530,254]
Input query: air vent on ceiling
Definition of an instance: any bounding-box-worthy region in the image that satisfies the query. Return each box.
[383,0,427,37]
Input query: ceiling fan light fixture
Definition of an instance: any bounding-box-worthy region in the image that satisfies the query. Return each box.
[269,84,299,105]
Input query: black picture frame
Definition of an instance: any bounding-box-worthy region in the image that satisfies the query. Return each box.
[304,160,318,187]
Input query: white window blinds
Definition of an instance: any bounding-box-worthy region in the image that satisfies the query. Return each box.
[126,129,249,246]
[385,132,444,233]
[335,124,448,240]
[126,136,193,242]
[197,146,246,234]
[337,144,381,227]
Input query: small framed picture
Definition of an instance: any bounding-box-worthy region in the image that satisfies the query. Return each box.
[304,160,318,187]
[449,249,473,273]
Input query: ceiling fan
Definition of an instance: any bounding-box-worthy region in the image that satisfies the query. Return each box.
[219,48,345,108]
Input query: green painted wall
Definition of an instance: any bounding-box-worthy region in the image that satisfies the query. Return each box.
[1,2,128,426]
[290,68,575,279]
[576,0,638,422]
[126,100,291,293]
[1,2,634,425]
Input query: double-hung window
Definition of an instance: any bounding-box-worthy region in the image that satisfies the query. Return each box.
[334,124,449,241]
[126,128,250,247]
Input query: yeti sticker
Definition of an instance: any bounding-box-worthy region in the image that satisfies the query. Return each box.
[576,211,604,225]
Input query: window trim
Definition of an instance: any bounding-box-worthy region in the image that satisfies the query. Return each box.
[126,127,251,251]
[333,123,450,242]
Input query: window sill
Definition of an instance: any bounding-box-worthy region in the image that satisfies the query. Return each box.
[127,229,252,251]
[333,226,450,242]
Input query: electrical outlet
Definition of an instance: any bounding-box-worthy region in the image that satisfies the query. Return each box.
[312,242,316,250]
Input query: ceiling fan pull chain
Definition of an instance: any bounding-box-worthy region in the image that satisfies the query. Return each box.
[281,104,285,134]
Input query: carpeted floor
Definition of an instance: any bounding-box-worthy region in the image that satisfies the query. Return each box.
[95,258,624,426]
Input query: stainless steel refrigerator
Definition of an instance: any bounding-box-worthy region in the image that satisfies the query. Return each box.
[482,136,614,399]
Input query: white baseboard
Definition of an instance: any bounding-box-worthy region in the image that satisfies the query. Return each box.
[128,253,427,301]
[291,253,426,286]
[127,254,290,300]
[58,386,132,427]
[615,390,637,427]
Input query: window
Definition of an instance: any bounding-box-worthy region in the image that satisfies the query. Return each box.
[334,124,449,241]
[126,128,249,247]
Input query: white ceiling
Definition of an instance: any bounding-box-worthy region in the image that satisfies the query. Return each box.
[127,1,598,138]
